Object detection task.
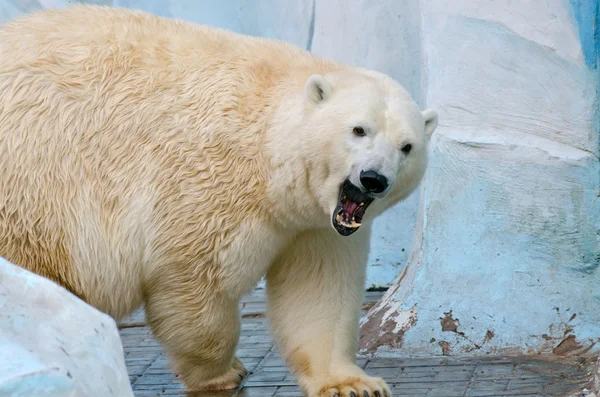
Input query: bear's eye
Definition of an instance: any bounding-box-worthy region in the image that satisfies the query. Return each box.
[401,144,412,154]
[353,126,366,137]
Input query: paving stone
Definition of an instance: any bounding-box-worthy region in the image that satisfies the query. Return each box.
[134,384,183,391]
[178,390,233,397]
[356,358,369,369]
[394,390,428,397]
[135,374,178,386]
[467,379,510,396]
[273,386,305,396]
[237,347,273,358]
[262,356,287,368]
[366,358,451,368]
[366,366,402,381]
[506,377,547,389]
[433,370,474,381]
[132,391,162,397]
[247,370,288,381]
[237,386,277,397]
[128,364,153,375]
[397,372,436,382]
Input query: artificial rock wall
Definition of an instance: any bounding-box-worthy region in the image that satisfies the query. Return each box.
[359,0,600,357]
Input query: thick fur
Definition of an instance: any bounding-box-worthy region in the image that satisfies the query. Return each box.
[0,5,437,396]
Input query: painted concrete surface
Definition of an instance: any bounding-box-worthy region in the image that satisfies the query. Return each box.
[0,257,134,397]
[360,0,600,357]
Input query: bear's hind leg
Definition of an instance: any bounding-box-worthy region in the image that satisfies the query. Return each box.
[144,275,247,391]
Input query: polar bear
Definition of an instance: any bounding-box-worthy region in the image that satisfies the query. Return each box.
[0,5,438,397]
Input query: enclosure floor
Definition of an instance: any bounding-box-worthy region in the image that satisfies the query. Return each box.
[119,290,592,397]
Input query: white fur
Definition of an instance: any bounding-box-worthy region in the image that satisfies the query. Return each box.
[0,5,438,396]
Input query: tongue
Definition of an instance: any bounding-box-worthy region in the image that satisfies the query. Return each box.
[344,200,359,216]
[342,200,364,223]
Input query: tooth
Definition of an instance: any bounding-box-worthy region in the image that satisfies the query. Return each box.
[360,202,364,206]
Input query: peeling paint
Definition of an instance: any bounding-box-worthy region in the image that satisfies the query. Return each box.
[553,335,584,356]
[359,304,418,354]
[440,311,460,333]
[593,356,600,395]
[361,302,377,311]
[483,330,495,343]
[438,341,451,356]
[570,313,578,322]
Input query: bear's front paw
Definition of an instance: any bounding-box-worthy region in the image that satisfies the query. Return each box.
[315,375,391,397]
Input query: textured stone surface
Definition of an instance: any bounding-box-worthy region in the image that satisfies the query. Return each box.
[0,257,133,397]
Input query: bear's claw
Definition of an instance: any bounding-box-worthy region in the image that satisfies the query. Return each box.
[315,375,391,397]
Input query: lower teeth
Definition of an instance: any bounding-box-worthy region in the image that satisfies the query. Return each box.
[336,213,361,228]
[345,220,361,228]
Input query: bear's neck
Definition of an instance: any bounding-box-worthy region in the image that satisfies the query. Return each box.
[217,55,345,231]
[259,76,342,231]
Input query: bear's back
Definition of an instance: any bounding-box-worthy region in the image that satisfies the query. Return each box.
[0,5,316,78]
[0,5,343,317]
[0,4,340,149]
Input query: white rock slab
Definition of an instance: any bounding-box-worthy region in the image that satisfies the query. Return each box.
[0,257,133,397]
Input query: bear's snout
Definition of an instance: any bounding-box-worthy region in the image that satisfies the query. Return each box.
[359,170,388,194]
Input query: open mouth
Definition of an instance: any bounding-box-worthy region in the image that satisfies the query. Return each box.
[332,179,374,236]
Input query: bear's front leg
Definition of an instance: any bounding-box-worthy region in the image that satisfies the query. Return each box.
[266,227,391,397]
[144,272,248,392]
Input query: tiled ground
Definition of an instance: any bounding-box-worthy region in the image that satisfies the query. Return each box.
[118,290,593,397]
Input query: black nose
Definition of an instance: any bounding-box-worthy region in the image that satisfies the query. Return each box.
[359,170,388,194]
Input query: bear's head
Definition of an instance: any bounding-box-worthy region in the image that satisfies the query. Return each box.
[266,68,438,236]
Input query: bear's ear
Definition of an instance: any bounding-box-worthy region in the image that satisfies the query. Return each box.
[422,109,438,138]
[304,74,333,104]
